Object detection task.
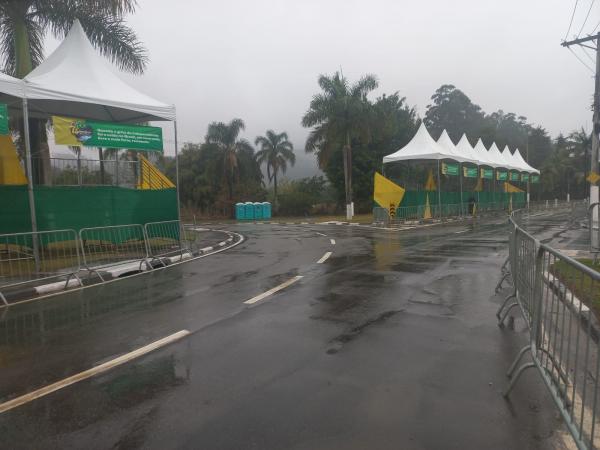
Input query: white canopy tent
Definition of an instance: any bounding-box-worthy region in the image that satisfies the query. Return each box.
[436,129,478,164]
[383,123,464,163]
[455,134,481,164]
[23,21,175,122]
[0,20,180,246]
[472,139,498,168]
[513,149,540,174]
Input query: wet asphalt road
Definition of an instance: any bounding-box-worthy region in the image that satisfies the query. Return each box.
[0,214,577,449]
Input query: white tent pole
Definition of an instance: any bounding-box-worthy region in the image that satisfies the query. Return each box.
[459,162,463,217]
[437,160,441,219]
[173,120,182,224]
[22,98,40,270]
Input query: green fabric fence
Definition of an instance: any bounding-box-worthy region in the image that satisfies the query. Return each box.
[0,185,178,235]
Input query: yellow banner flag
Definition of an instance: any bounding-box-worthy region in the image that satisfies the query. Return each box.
[374,172,405,216]
[587,171,600,185]
[474,176,483,192]
[503,182,524,193]
[424,169,436,191]
[0,135,27,185]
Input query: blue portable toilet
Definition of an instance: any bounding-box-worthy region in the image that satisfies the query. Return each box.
[244,201,255,220]
[254,202,263,220]
[235,203,245,220]
[262,202,272,219]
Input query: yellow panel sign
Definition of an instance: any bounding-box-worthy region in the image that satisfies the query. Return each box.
[0,135,27,185]
[374,172,405,215]
[587,171,600,185]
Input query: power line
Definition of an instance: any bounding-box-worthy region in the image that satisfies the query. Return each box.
[577,0,596,38]
[592,18,600,34]
[565,0,580,40]
[567,46,596,73]
[582,46,596,63]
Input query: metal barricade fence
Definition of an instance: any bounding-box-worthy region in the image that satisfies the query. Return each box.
[144,220,185,261]
[0,229,81,304]
[79,224,149,276]
[498,208,600,450]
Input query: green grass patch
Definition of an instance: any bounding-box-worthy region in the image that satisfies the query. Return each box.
[551,258,600,318]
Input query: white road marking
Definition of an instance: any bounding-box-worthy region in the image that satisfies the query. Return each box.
[243,276,303,305]
[317,251,332,264]
[316,232,327,237]
[330,239,336,245]
[454,230,468,234]
[0,330,190,414]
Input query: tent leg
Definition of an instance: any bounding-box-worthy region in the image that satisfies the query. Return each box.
[173,120,182,224]
[459,163,463,217]
[22,98,40,271]
[437,160,442,220]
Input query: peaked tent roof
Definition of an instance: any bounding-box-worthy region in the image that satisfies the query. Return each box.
[513,149,540,174]
[383,123,466,163]
[487,143,509,169]
[473,139,498,168]
[24,20,175,122]
[436,129,477,163]
[501,146,522,171]
[455,133,481,164]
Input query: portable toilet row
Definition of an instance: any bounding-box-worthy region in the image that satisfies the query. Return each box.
[235,202,271,220]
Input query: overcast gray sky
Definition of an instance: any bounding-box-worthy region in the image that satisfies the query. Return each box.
[50,0,599,175]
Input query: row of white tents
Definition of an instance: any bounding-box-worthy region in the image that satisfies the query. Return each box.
[383,123,540,175]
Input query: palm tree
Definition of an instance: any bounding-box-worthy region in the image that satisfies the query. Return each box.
[0,1,146,78]
[205,118,254,201]
[302,72,378,218]
[255,130,295,212]
[0,0,147,183]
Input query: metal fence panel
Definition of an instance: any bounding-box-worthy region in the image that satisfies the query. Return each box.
[79,224,149,272]
[145,220,184,259]
[499,207,600,450]
[0,229,81,302]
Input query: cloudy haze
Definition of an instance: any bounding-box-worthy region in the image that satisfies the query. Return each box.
[50,0,599,177]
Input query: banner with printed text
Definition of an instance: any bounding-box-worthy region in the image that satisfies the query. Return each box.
[52,116,163,152]
[496,171,508,181]
[522,173,530,182]
[441,162,459,176]
[480,168,494,179]
[510,171,520,182]
[0,103,8,135]
[463,166,478,178]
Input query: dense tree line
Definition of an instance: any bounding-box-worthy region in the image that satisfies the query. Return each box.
[169,76,592,217]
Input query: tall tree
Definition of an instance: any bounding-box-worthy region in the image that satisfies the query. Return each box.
[424,84,486,142]
[205,118,254,201]
[302,71,378,217]
[255,130,295,212]
[0,0,147,183]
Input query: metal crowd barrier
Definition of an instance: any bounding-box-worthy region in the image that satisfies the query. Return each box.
[0,229,82,304]
[79,224,150,279]
[145,220,185,263]
[497,208,600,450]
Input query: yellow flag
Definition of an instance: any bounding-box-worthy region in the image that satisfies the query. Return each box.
[373,172,405,215]
[587,171,600,185]
[0,135,27,185]
[423,193,432,219]
[424,169,437,191]
[503,182,524,193]
[474,176,483,192]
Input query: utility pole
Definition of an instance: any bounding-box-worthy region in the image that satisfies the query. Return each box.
[562,33,600,218]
